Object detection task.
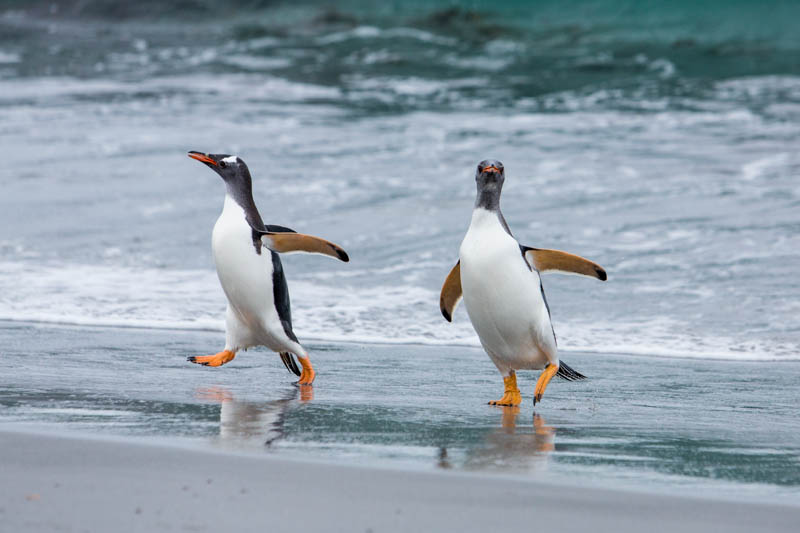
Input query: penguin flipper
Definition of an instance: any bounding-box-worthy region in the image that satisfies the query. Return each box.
[258,232,349,262]
[439,261,462,322]
[522,246,607,281]
[264,224,296,233]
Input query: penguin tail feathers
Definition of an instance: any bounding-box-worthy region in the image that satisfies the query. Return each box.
[280,352,302,376]
[557,361,587,381]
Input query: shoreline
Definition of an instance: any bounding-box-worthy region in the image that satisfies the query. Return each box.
[3,320,800,517]
[2,428,798,533]
[3,420,797,507]
[2,318,794,363]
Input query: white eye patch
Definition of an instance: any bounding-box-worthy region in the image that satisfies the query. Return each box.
[222,156,239,165]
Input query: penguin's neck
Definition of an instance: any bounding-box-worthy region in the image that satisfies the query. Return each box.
[475,188,500,213]
[223,183,268,255]
[469,207,501,229]
[225,182,265,231]
[473,189,512,236]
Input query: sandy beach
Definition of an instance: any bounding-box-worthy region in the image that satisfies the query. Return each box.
[3,428,798,533]
[3,3,800,531]
[2,322,800,531]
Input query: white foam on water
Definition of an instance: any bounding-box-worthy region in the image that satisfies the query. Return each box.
[0,73,798,364]
[0,50,20,63]
[0,261,226,333]
[741,153,790,181]
[1,261,797,361]
[0,74,341,104]
[220,55,292,71]
[317,26,456,46]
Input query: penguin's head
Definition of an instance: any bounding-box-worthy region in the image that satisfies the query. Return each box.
[188,151,252,190]
[475,159,505,191]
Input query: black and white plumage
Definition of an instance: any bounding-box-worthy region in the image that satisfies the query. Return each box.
[187,151,348,383]
[441,160,607,405]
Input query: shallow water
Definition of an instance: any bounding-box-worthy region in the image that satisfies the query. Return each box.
[1,1,799,360]
[1,1,799,507]
[2,322,799,504]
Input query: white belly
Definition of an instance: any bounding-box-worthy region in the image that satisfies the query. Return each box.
[459,209,557,371]
[212,196,285,351]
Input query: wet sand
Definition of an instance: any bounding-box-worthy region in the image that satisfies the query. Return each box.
[3,321,800,504]
[2,428,798,533]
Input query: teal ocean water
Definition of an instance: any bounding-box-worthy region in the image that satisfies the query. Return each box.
[1,0,799,359]
[0,0,799,501]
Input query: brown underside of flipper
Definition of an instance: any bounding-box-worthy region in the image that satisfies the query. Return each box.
[439,261,462,322]
[524,248,607,280]
[260,232,349,262]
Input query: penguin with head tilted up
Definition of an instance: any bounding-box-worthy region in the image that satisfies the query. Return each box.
[187,151,349,386]
[440,160,607,406]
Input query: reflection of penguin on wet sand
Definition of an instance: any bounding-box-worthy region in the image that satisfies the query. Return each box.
[463,410,556,472]
[187,152,349,386]
[441,160,607,406]
[437,410,556,472]
[197,387,309,448]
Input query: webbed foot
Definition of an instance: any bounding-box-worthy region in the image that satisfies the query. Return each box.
[488,372,521,406]
[188,350,236,367]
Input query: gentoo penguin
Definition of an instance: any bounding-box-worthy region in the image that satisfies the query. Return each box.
[187,151,349,386]
[440,160,606,406]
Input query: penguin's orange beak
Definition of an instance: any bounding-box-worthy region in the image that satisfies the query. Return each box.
[188,151,217,166]
[483,165,499,174]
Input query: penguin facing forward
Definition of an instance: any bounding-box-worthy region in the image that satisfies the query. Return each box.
[187,151,349,386]
[440,160,607,406]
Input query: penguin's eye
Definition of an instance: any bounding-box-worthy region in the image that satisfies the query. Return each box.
[219,161,227,169]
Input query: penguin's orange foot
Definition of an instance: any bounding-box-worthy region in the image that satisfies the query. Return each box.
[295,357,315,386]
[533,363,559,405]
[488,373,521,406]
[188,350,235,367]
[489,390,521,406]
